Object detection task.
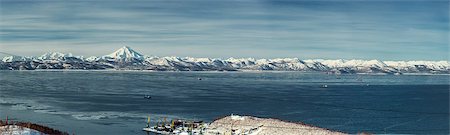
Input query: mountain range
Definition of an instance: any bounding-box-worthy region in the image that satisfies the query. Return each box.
[1,46,449,74]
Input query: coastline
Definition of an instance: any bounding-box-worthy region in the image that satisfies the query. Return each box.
[1,115,348,135]
[0,69,449,75]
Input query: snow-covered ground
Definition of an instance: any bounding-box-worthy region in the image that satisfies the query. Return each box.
[0,125,45,135]
[205,115,346,135]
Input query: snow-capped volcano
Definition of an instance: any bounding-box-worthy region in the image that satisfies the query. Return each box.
[104,46,144,60]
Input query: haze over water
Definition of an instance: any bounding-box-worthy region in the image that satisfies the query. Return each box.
[0,71,448,134]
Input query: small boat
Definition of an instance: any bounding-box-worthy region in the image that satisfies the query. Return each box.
[143,127,171,134]
[144,95,151,99]
[321,85,328,88]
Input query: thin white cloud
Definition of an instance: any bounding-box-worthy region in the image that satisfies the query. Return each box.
[0,0,448,60]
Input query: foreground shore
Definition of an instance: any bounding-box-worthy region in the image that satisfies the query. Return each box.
[205,115,346,135]
[2,115,345,135]
[143,114,348,135]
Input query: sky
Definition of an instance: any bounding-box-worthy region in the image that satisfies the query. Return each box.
[0,0,448,61]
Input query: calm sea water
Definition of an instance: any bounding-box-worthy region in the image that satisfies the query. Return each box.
[0,71,448,134]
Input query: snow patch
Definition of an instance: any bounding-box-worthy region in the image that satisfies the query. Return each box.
[0,125,44,135]
[231,114,245,121]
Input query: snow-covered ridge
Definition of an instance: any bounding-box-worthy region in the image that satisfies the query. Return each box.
[2,55,32,63]
[38,52,73,60]
[0,46,448,74]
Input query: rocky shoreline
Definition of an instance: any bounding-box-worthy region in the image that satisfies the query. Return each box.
[0,120,69,135]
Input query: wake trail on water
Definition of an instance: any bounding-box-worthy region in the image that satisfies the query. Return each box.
[0,97,180,121]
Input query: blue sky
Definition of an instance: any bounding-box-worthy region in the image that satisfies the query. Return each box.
[0,0,448,60]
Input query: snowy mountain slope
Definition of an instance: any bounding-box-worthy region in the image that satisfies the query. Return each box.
[383,60,449,73]
[2,55,32,62]
[38,52,73,60]
[85,56,100,62]
[103,46,143,61]
[0,46,448,74]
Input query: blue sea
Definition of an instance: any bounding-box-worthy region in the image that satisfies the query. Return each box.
[0,71,448,134]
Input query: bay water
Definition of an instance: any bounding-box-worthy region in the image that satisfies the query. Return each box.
[0,71,448,134]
